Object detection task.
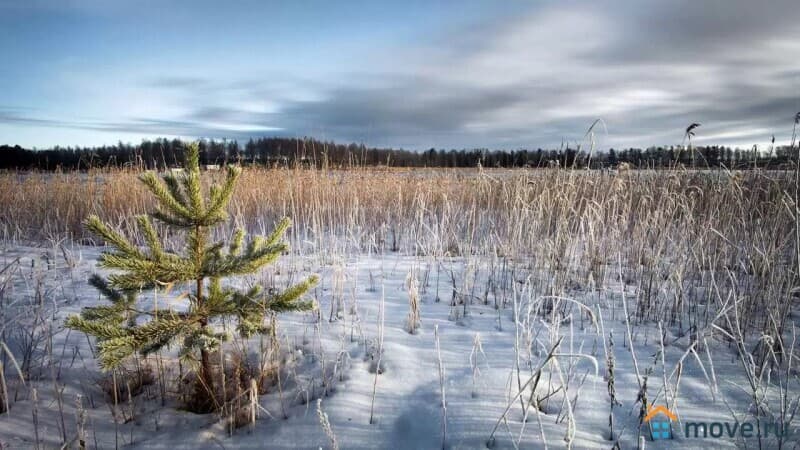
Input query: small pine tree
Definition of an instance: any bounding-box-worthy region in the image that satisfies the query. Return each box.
[67,143,317,412]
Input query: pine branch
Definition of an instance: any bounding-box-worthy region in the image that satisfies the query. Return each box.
[65,316,129,341]
[96,336,138,369]
[205,242,288,278]
[229,228,245,255]
[137,215,164,259]
[203,166,241,223]
[87,274,124,304]
[182,326,227,352]
[151,209,194,227]
[163,173,188,206]
[266,275,319,312]
[79,305,128,324]
[265,217,291,247]
[85,215,143,258]
[99,251,195,290]
[183,146,205,215]
[140,171,194,222]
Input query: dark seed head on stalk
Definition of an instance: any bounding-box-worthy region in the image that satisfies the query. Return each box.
[685,123,701,138]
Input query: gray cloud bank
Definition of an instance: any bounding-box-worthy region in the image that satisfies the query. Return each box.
[4,0,800,149]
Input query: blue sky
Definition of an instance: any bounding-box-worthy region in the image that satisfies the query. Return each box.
[1,0,799,150]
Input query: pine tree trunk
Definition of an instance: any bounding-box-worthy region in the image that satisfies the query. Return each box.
[195,223,212,396]
[199,345,213,405]
[195,243,215,412]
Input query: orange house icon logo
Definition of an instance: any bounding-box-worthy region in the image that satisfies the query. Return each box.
[644,405,677,440]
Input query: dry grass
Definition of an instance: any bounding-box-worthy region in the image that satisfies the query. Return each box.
[3,166,795,306]
[0,164,798,447]
[2,165,794,342]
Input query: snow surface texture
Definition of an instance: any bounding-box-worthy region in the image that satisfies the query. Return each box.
[0,242,797,449]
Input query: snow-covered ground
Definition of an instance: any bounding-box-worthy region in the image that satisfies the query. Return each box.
[0,242,797,449]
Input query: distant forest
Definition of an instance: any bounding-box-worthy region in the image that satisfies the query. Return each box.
[0,137,796,170]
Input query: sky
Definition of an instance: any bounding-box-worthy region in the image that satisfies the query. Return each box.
[1,0,799,150]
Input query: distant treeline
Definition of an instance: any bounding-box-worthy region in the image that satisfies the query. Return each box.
[0,137,796,170]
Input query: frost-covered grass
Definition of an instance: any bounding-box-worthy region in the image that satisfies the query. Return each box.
[0,167,798,449]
